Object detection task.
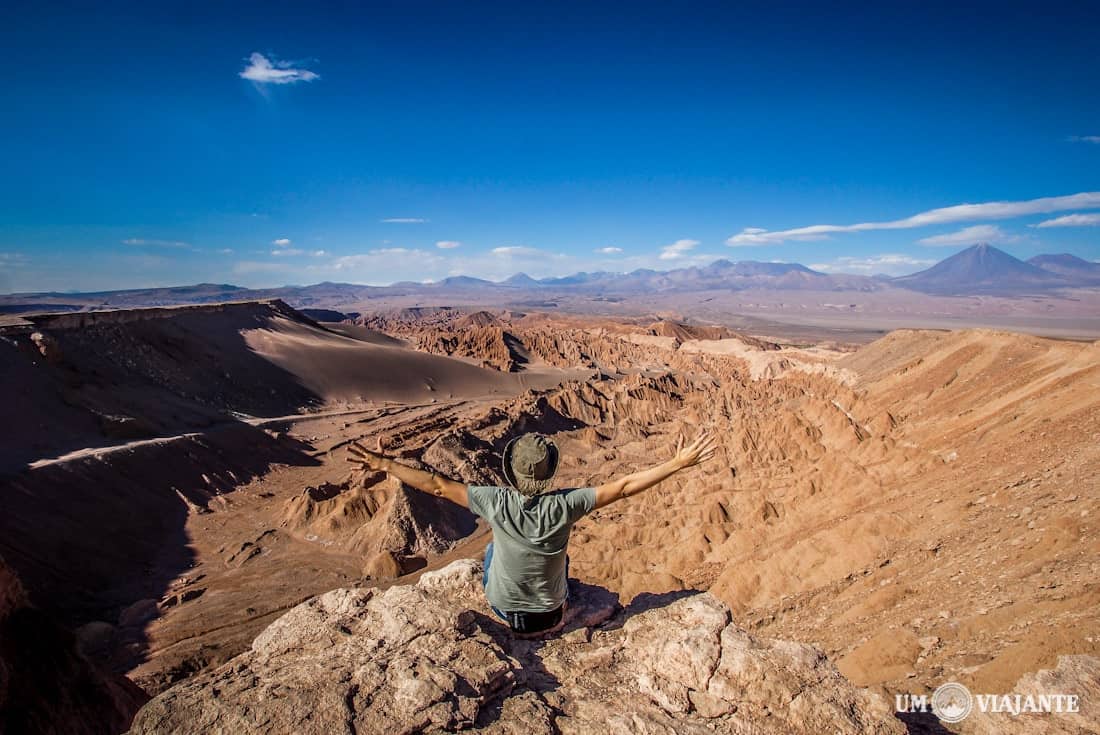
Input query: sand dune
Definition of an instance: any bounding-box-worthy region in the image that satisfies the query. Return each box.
[0,300,572,472]
[241,308,559,401]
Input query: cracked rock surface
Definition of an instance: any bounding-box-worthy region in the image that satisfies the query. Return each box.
[128,560,903,735]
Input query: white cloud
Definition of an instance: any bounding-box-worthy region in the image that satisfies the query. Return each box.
[1068,135,1100,144]
[380,218,427,224]
[917,224,1015,246]
[268,243,324,257]
[659,239,700,260]
[329,248,597,284]
[239,53,319,85]
[810,254,936,276]
[1033,213,1100,228]
[728,191,1100,245]
[218,248,235,255]
[331,249,445,273]
[729,227,827,245]
[492,246,544,257]
[233,260,297,275]
[435,240,462,249]
[272,238,292,247]
[121,238,190,248]
[595,246,623,254]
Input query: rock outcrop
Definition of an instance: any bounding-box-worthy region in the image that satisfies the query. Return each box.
[129,560,903,734]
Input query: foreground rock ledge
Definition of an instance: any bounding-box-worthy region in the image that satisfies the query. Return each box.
[128,560,903,734]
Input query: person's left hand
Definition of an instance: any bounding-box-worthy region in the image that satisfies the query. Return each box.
[672,430,718,469]
[347,439,388,472]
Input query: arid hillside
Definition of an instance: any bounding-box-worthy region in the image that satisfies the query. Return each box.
[371,313,1100,701]
[0,302,582,695]
[1,301,1096,733]
[325,310,1100,706]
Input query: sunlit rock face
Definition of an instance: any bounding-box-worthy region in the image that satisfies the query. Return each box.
[128,559,903,735]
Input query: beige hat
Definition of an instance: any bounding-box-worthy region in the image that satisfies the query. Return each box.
[502,433,559,497]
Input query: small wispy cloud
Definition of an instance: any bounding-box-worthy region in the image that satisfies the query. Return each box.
[380,218,427,224]
[659,239,699,260]
[595,246,623,254]
[1033,213,1100,228]
[218,248,235,255]
[492,246,543,257]
[332,249,444,272]
[121,238,190,248]
[728,191,1100,245]
[435,240,462,249]
[272,247,328,257]
[1067,135,1100,144]
[809,254,936,276]
[272,238,292,247]
[729,227,826,245]
[233,260,296,275]
[917,224,1016,246]
[239,53,319,85]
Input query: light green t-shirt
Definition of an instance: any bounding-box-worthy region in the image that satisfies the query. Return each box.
[468,485,596,613]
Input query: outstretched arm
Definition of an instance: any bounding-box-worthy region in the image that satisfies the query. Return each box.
[347,441,469,508]
[593,431,717,509]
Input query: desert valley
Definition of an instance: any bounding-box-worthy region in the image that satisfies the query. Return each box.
[5,3,1099,730]
[1,246,1098,733]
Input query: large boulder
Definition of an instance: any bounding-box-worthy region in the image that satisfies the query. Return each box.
[128,560,904,735]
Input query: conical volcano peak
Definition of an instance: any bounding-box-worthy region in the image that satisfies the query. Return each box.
[891,243,1060,294]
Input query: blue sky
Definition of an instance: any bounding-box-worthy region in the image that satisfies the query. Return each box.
[1,0,1098,292]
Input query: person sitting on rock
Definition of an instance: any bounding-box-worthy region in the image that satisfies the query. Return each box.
[348,430,717,635]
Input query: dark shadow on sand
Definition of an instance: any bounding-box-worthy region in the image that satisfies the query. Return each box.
[0,303,333,715]
[0,301,324,476]
[0,424,320,664]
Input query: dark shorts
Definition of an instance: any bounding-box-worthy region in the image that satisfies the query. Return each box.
[483,542,567,634]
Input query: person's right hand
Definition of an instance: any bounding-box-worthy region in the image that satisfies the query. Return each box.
[673,431,718,469]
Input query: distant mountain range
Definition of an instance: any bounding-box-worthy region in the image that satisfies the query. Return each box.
[1026,253,1100,282]
[892,244,1100,294]
[1,245,1097,315]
